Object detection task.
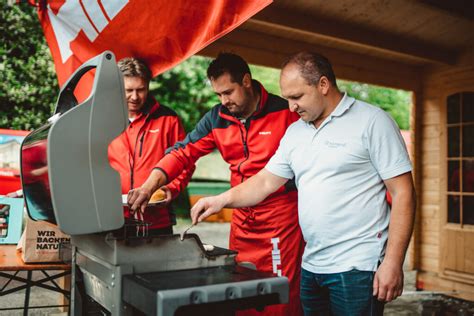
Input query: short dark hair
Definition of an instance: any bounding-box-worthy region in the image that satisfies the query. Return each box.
[117,57,152,83]
[282,52,337,87]
[207,52,251,84]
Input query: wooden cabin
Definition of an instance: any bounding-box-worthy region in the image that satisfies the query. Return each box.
[200,0,474,300]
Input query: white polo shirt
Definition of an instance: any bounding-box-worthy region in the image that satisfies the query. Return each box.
[266,94,412,273]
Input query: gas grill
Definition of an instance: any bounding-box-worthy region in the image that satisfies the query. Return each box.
[19,52,288,315]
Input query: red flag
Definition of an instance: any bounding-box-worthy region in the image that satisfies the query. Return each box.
[37,0,272,101]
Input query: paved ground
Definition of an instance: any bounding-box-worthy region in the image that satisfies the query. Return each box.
[1,219,473,315]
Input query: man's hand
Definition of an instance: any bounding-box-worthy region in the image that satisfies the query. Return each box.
[159,186,173,206]
[372,260,404,302]
[190,195,228,225]
[128,169,168,213]
[128,186,153,214]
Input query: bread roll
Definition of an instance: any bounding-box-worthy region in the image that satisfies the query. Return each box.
[150,189,166,203]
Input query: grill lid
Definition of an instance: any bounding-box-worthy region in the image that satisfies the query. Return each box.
[21,51,128,235]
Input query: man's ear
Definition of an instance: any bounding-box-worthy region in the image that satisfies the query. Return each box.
[319,76,330,95]
[242,73,252,87]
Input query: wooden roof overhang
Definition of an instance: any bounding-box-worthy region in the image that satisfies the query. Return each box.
[200,0,474,91]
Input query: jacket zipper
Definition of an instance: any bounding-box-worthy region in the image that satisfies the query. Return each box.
[130,134,140,190]
[130,118,149,190]
[237,119,250,182]
[139,132,145,157]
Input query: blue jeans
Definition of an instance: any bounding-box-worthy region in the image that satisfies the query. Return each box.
[300,268,384,316]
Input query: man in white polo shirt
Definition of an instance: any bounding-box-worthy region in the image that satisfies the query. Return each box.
[190,51,416,316]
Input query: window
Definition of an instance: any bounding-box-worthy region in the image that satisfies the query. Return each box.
[446,92,474,225]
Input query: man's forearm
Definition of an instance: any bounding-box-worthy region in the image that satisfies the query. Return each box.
[141,168,168,194]
[223,169,287,208]
[190,169,288,224]
[384,186,416,266]
[223,182,267,209]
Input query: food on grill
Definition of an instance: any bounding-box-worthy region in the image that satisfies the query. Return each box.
[203,244,215,252]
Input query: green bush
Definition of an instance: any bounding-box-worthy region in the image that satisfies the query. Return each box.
[0,3,58,131]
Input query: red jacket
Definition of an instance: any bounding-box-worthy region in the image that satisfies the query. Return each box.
[156,82,303,316]
[156,81,299,198]
[108,98,194,229]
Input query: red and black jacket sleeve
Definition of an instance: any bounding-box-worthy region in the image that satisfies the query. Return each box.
[164,118,196,199]
[156,107,219,182]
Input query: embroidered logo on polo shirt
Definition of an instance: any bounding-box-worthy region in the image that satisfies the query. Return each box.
[259,131,271,135]
[325,140,346,148]
[149,129,160,133]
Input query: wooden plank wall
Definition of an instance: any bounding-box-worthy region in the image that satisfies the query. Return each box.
[419,74,442,273]
[407,89,423,271]
[418,56,474,299]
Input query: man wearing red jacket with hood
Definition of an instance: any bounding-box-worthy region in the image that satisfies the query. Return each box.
[108,57,194,235]
[128,53,304,315]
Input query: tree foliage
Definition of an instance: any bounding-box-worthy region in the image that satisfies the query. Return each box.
[0,3,58,131]
[249,64,281,96]
[338,80,411,130]
[149,56,217,132]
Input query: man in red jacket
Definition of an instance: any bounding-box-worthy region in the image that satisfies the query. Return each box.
[108,57,194,236]
[128,53,304,315]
